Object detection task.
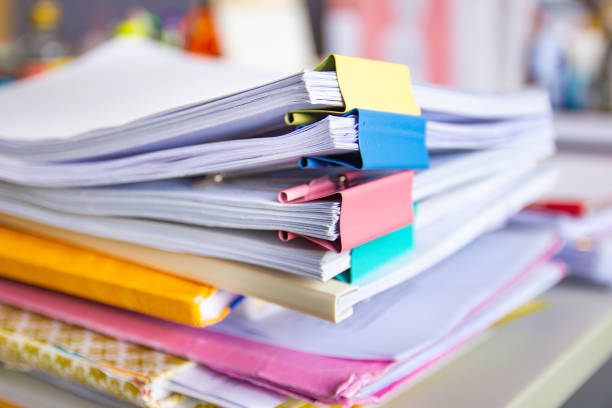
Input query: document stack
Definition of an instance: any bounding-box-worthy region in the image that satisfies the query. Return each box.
[0,38,563,407]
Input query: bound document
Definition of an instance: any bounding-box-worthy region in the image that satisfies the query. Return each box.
[0,38,551,188]
[0,38,427,188]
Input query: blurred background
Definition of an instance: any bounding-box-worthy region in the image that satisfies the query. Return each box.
[0,0,611,111]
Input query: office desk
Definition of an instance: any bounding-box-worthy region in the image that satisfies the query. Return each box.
[0,367,108,408]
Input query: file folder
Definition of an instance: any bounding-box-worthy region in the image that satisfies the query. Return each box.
[299,109,429,170]
[278,170,414,252]
[286,54,422,125]
[0,226,236,327]
[0,303,195,407]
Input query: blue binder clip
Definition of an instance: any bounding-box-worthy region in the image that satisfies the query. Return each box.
[300,109,429,170]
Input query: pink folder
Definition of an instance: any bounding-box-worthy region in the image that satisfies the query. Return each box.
[0,278,390,404]
[0,247,563,405]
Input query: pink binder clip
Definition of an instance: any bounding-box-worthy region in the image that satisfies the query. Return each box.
[277,170,414,253]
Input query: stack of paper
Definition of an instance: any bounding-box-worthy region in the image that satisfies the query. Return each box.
[515,151,612,285]
[0,226,564,406]
[0,38,561,406]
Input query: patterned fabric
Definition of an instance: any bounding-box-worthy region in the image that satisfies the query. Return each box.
[0,304,329,408]
[0,303,205,408]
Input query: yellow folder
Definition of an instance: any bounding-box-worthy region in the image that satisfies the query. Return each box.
[0,303,207,407]
[0,225,229,327]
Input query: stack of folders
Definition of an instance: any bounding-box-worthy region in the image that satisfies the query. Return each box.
[0,37,564,407]
[515,150,612,286]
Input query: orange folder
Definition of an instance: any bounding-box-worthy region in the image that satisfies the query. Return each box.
[0,225,232,327]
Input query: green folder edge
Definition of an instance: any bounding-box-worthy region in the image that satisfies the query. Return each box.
[336,204,417,285]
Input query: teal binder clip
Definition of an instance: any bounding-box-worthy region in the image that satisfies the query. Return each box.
[336,224,414,284]
[337,204,417,284]
[300,109,429,170]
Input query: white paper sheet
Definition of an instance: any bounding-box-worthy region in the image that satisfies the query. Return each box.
[0,139,551,239]
[0,115,358,187]
[0,38,279,141]
[213,225,558,360]
[413,82,551,119]
[0,38,343,163]
[166,366,287,408]
[414,135,554,201]
[426,115,552,150]
[0,196,349,279]
[358,261,563,397]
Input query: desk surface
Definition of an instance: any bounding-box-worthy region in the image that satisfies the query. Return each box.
[0,368,107,408]
[3,282,612,408]
[381,281,612,408]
